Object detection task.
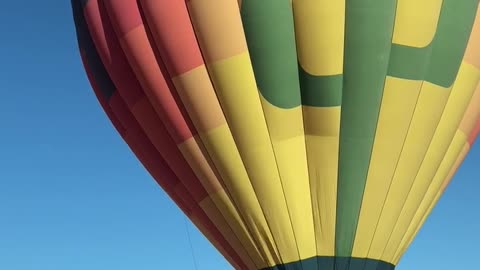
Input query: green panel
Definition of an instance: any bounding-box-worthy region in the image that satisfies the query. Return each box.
[299,69,343,107]
[388,0,479,87]
[240,0,301,109]
[263,256,394,270]
[387,44,431,81]
[335,0,397,259]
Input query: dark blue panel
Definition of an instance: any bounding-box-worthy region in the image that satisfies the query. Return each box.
[71,0,116,99]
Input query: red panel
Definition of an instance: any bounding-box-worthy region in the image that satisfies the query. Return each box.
[99,0,143,35]
[103,0,198,144]
[108,92,140,133]
[84,0,143,108]
[79,4,245,268]
[138,0,204,76]
[84,0,209,202]
[469,119,480,145]
[82,53,241,266]
[132,97,209,202]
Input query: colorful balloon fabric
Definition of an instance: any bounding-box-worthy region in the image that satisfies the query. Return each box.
[71,0,480,269]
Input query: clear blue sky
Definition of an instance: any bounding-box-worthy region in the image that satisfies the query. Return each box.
[0,2,478,270]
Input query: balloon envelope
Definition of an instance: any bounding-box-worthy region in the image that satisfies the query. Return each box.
[71,0,480,269]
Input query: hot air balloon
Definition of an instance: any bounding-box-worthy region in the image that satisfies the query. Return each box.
[71,0,480,269]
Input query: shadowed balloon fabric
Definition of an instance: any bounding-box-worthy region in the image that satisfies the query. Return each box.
[70,0,480,269]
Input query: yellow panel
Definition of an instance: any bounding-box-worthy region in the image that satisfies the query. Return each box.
[186,2,300,264]
[292,0,345,75]
[199,196,258,270]
[173,64,275,267]
[209,52,300,263]
[179,138,262,263]
[207,191,266,268]
[381,63,480,261]
[259,96,305,141]
[391,87,480,263]
[178,137,223,196]
[259,95,316,260]
[352,77,422,257]
[392,141,471,264]
[201,124,279,267]
[386,132,467,262]
[392,0,442,47]
[172,66,226,133]
[187,0,247,62]
[303,106,341,256]
[303,107,341,136]
[366,81,451,260]
[439,144,471,194]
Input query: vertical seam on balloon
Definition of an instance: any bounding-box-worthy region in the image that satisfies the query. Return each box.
[334,1,346,268]
[398,144,467,261]
[98,2,206,202]
[97,1,249,268]
[77,1,236,265]
[361,86,425,263]
[379,66,479,261]
[372,1,480,262]
[240,3,316,269]
[366,1,475,262]
[185,30,287,270]
[238,2,309,269]
[388,10,480,260]
[382,136,465,261]
[337,2,399,270]
[183,2,285,267]
[74,4,235,265]
[72,1,238,266]
[351,2,399,269]
[358,0,445,264]
[136,2,261,269]
[394,140,470,263]
[136,3,260,269]
[361,4,449,265]
[392,78,480,261]
[256,92,305,270]
[334,2,349,269]
[289,3,323,269]
[391,132,465,262]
